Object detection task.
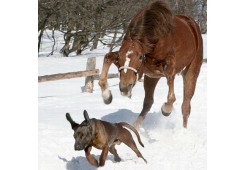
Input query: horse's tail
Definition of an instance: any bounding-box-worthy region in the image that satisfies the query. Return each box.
[120,122,144,147]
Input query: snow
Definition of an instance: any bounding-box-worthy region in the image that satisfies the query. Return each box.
[38,33,207,170]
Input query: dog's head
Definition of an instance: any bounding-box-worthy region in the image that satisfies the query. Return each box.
[66,110,93,151]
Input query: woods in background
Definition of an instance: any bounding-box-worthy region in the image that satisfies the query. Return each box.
[38,0,207,57]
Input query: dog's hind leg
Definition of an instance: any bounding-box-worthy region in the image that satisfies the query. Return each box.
[109,144,121,162]
[120,129,147,163]
[85,146,99,167]
[99,145,109,166]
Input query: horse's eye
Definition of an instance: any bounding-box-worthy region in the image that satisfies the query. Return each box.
[139,55,144,60]
[115,56,119,62]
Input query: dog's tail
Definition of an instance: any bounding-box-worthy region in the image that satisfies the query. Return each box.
[120,122,144,147]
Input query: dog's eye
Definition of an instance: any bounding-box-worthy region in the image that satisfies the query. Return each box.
[77,132,84,138]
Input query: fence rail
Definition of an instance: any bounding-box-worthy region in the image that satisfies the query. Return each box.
[38,69,99,83]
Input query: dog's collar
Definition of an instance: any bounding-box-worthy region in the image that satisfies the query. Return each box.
[88,125,93,136]
[88,119,94,137]
[81,120,93,137]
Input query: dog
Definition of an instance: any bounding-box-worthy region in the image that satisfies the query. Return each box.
[66,110,147,167]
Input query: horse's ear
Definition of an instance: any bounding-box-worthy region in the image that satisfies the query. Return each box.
[104,51,119,67]
[105,51,119,60]
[112,51,119,58]
[83,110,91,124]
[112,51,119,67]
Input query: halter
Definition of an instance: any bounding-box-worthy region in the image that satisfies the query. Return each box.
[118,54,145,82]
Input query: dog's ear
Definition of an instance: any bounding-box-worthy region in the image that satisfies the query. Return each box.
[66,113,79,130]
[83,110,91,125]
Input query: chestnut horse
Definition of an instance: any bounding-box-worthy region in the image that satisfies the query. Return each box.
[99,1,203,128]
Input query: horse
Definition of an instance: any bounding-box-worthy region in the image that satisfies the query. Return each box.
[98,0,203,128]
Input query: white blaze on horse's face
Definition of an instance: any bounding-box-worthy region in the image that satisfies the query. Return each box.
[126,50,133,57]
[124,50,133,73]
[124,57,131,73]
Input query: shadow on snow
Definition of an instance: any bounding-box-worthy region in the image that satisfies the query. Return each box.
[101,108,178,130]
[58,155,119,170]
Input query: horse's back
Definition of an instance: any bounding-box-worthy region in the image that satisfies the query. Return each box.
[174,14,203,59]
[163,14,203,70]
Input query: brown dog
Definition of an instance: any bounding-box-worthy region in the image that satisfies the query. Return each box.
[66,110,147,167]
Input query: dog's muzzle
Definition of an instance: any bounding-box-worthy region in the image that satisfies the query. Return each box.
[74,143,85,151]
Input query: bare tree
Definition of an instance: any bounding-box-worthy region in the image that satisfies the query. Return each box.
[38,0,207,56]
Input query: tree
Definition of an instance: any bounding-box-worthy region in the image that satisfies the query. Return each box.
[38,0,207,56]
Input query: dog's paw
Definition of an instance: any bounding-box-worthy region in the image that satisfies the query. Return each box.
[114,157,121,162]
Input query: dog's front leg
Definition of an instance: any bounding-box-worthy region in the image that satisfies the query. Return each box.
[85,146,99,167]
[99,145,109,166]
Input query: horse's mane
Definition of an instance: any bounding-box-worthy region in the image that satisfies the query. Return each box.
[125,1,173,53]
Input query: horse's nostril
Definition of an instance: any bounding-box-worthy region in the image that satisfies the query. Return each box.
[119,82,134,93]
[128,84,133,89]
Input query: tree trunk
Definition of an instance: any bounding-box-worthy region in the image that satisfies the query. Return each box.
[47,28,55,56]
[63,30,72,57]
[38,12,52,52]
[83,57,96,93]
[90,33,100,51]
[76,35,83,55]
[109,30,118,52]
[38,28,45,53]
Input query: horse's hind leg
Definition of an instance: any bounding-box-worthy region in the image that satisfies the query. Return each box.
[181,58,202,128]
[133,75,160,129]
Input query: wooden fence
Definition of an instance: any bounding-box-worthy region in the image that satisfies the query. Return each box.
[38,69,99,83]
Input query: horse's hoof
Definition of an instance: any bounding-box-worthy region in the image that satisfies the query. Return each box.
[103,94,112,104]
[133,117,144,129]
[161,103,173,116]
[183,119,188,128]
[161,107,171,116]
[102,89,112,104]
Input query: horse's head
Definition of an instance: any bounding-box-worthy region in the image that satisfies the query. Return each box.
[117,40,145,98]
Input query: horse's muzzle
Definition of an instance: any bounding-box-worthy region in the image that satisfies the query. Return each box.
[119,83,133,98]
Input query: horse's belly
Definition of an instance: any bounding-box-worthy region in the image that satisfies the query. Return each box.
[144,67,165,78]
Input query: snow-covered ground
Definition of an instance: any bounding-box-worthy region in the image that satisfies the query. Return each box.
[38,33,207,170]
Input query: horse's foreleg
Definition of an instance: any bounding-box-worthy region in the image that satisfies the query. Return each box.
[161,54,176,116]
[98,52,119,104]
[133,75,160,129]
[161,75,176,116]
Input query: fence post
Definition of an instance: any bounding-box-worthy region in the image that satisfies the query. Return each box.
[83,57,96,93]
